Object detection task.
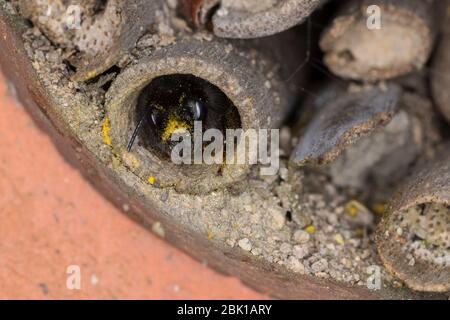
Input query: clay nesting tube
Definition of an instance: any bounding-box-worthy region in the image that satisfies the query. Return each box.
[375,147,450,293]
[105,35,304,195]
[320,0,438,81]
[181,0,324,39]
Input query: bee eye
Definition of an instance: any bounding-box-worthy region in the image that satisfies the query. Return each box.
[151,113,157,126]
[150,109,162,127]
[187,99,203,121]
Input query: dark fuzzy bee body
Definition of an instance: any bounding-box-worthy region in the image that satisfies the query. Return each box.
[128,75,240,158]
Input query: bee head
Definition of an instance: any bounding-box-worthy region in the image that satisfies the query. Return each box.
[130,74,241,159]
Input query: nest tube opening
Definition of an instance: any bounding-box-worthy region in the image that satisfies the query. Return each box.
[401,203,450,250]
[131,74,242,175]
[377,198,450,292]
[105,40,287,194]
[320,0,438,81]
[376,149,450,293]
[107,71,246,194]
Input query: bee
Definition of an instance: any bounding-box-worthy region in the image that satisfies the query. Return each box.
[127,75,240,158]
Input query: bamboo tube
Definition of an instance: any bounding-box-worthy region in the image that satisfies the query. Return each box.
[327,89,440,189]
[376,147,450,292]
[320,0,438,81]
[291,80,441,201]
[291,82,402,166]
[181,0,324,39]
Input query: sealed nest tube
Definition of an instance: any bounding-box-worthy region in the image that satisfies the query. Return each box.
[1,0,449,299]
[376,146,450,293]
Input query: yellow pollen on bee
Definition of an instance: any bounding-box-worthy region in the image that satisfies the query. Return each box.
[161,115,190,142]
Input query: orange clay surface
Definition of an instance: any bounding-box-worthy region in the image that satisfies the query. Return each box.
[0,72,267,299]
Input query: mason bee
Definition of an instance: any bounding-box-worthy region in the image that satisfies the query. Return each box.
[127,75,240,158]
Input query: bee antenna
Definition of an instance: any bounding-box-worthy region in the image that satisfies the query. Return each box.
[127,116,146,152]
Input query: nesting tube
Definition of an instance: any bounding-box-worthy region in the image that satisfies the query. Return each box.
[375,147,450,292]
[105,34,304,194]
[320,0,438,81]
[291,81,442,201]
[181,0,323,39]
[326,91,441,200]
[13,0,165,81]
[291,82,402,167]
